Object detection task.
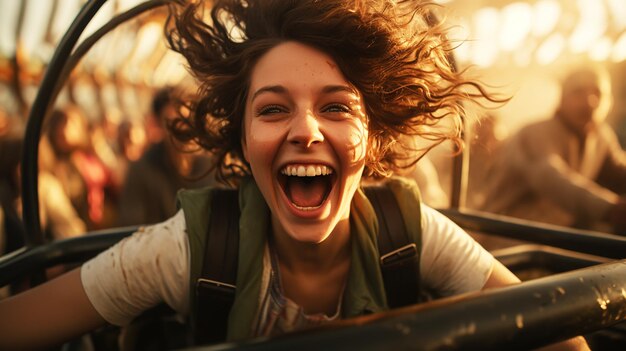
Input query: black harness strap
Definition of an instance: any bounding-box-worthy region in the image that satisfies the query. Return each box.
[195,185,419,344]
[363,185,420,308]
[195,189,240,345]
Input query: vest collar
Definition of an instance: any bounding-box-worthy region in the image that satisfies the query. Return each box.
[227,178,387,340]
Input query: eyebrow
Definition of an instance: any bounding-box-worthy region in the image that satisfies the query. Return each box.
[250,84,358,102]
[321,85,358,95]
[250,85,287,102]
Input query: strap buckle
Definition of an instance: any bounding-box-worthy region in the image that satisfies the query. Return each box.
[197,278,236,294]
[380,243,417,268]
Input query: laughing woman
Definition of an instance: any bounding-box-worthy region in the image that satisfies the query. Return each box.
[0,0,589,350]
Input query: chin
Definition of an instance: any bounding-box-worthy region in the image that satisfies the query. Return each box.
[281,219,336,244]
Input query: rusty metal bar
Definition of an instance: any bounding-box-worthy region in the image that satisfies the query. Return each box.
[191,260,626,351]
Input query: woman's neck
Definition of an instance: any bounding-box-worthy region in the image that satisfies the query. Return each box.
[270,216,351,275]
[270,216,352,315]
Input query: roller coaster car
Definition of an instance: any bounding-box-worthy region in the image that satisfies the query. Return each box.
[2,1,626,350]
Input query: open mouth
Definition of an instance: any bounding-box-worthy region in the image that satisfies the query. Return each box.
[279,164,335,210]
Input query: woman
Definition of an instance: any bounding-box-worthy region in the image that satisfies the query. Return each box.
[0,0,588,349]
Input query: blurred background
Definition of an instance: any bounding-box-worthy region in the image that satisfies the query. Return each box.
[0,0,188,124]
[1,0,626,242]
[444,0,626,135]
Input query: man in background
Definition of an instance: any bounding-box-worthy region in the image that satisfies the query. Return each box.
[117,87,213,226]
[480,66,626,234]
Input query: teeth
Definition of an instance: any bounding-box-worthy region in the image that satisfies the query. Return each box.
[280,164,333,177]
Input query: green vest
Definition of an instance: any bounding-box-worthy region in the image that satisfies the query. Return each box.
[177,176,422,341]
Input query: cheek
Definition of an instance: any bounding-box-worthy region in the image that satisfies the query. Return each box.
[349,127,368,163]
[329,120,368,165]
[244,121,281,170]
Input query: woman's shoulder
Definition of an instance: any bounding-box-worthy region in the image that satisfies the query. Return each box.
[383,176,423,209]
[81,210,191,325]
[361,176,421,200]
[176,185,220,200]
[176,186,225,219]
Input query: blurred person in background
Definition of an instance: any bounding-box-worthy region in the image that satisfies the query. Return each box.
[0,108,11,136]
[90,111,121,183]
[111,118,147,192]
[43,106,115,230]
[117,87,214,226]
[1,123,86,297]
[1,123,86,254]
[0,132,26,257]
[466,113,508,209]
[480,66,626,235]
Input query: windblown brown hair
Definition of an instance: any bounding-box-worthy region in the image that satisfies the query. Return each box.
[166,0,502,184]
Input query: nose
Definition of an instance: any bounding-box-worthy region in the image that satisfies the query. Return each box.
[586,93,600,110]
[287,110,324,148]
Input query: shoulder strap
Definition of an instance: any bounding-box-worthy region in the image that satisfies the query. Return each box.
[194,184,420,344]
[362,184,420,309]
[194,188,240,345]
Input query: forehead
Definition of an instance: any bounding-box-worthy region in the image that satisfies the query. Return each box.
[561,70,602,95]
[248,41,350,91]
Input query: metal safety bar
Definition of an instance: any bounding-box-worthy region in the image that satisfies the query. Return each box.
[439,208,626,260]
[187,259,626,351]
[0,226,138,287]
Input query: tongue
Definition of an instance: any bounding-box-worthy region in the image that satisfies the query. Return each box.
[287,177,328,208]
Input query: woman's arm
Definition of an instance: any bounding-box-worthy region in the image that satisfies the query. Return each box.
[482,259,520,288]
[0,211,190,349]
[0,267,106,350]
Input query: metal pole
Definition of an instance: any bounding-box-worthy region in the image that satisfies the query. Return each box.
[50,0,171,107]
[423,9,466,209]
[192,260,626,351]
[21,0,106,247]
[449,141,468,209]
[20,0,168,248]
[0,226,138,287]
[439,208,626,260]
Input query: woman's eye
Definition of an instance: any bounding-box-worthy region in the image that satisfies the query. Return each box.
[257,105,286,116]
[322,103,351,113]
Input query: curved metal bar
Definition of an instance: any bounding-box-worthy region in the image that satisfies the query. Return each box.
[492,244,609,274]
[20,0,106,247]
[439,208,626,259]
[20,0,171,249]
[190,260,626,351]
[50,0,172,105]
[0,226,138,287]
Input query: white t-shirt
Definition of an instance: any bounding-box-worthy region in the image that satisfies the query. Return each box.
[81,204,494,326]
